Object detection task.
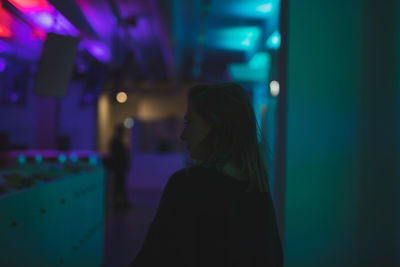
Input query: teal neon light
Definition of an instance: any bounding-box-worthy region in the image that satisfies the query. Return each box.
[58,154,67,164]
[256,3,273,13]
[35,155,43,164]
[207,26,261,51]
[266,31,281,50]
[228,52,271,82]
[249,52,269,68]
[209,0,276,18]
[17,155,26,165]
[89,154,97,166]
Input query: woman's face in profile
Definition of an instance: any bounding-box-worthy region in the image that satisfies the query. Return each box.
[180,104,212,160]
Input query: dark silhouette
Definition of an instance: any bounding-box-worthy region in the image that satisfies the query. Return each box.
[130,82,283,266]
[108,124,131,209]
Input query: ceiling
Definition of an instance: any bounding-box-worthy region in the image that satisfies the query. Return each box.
[0,0,281,87]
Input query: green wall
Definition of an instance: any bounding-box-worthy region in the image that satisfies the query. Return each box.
[284,1,362,266]
[285,0,400,265]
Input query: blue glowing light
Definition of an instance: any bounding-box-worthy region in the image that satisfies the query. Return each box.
[17,155,26,165]
[35,154,43,164]
[58,154,67,163]
[207,26,261,51]
[69,153,78,163]
[209,1,276,18]
[249,52,269,68]
[256,3,273,13]
[228,52,271,82]
[89,154,97,166]
[266,31,281,50]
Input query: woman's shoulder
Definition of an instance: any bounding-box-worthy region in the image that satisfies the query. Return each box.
[170,165,249,192]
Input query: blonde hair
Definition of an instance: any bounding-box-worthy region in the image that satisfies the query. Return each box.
[187,82,270,193]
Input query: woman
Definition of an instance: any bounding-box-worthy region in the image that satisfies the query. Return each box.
[130,82,283,266]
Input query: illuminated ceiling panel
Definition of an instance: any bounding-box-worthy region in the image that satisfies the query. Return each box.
[205,26,261,52]
[228,52,271,82]
[8,0,79,36]
[209,0,280,18]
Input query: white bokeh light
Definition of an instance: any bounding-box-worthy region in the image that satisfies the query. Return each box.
[270,80,280,97]
[124,118,134,129]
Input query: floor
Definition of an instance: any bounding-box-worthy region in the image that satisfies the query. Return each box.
[103,188,164,267]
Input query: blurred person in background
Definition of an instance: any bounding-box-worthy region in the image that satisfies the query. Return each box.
[108,124,132,210]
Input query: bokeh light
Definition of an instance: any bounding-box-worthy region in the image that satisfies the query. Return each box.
[124,118,134,129]
[116,92,127,103]
[270,80,280,96]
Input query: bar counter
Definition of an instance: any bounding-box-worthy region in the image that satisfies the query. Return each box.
[0,153,105,266]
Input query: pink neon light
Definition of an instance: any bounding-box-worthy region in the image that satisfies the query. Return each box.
[0,25,12,38]
[8,0,51,12]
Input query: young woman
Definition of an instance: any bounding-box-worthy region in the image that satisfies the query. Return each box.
[130,82,283,266]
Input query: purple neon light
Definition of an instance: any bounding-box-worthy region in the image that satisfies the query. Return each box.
[33,11,53,29]
[11,1,79,37]
[84,40,110,62]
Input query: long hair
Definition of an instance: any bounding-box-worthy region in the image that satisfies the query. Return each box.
[187,82,270,193]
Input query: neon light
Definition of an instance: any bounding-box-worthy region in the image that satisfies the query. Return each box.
[84,41,111,62]
[228,52,271,82]
[17,155,26,164]
[34,11,54,29]
[35,154,43,163]
[9,0,78,36]
[69,153,78,163]
[31,28,46,40]
[207,26,261,51]
[256,3,273,13]
[58,154,67,163]
[89,154,97,166]
[8,0,51,12]
[249,52,269,69]
[0,25,12,38]
[266,31,281,50]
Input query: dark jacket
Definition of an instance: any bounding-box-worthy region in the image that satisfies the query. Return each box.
[108,136,130,172]
[130,165,283,267]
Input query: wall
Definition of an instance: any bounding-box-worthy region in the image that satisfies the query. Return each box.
[59,81,96,150]
[0,79,97,151]
[0,81,37,148]
[284,1,362,266]
[285,0,400,266]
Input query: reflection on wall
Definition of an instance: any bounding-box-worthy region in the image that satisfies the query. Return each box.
[134,117,185,153]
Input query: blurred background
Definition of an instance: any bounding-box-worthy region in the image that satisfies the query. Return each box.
[0,0,399,266]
